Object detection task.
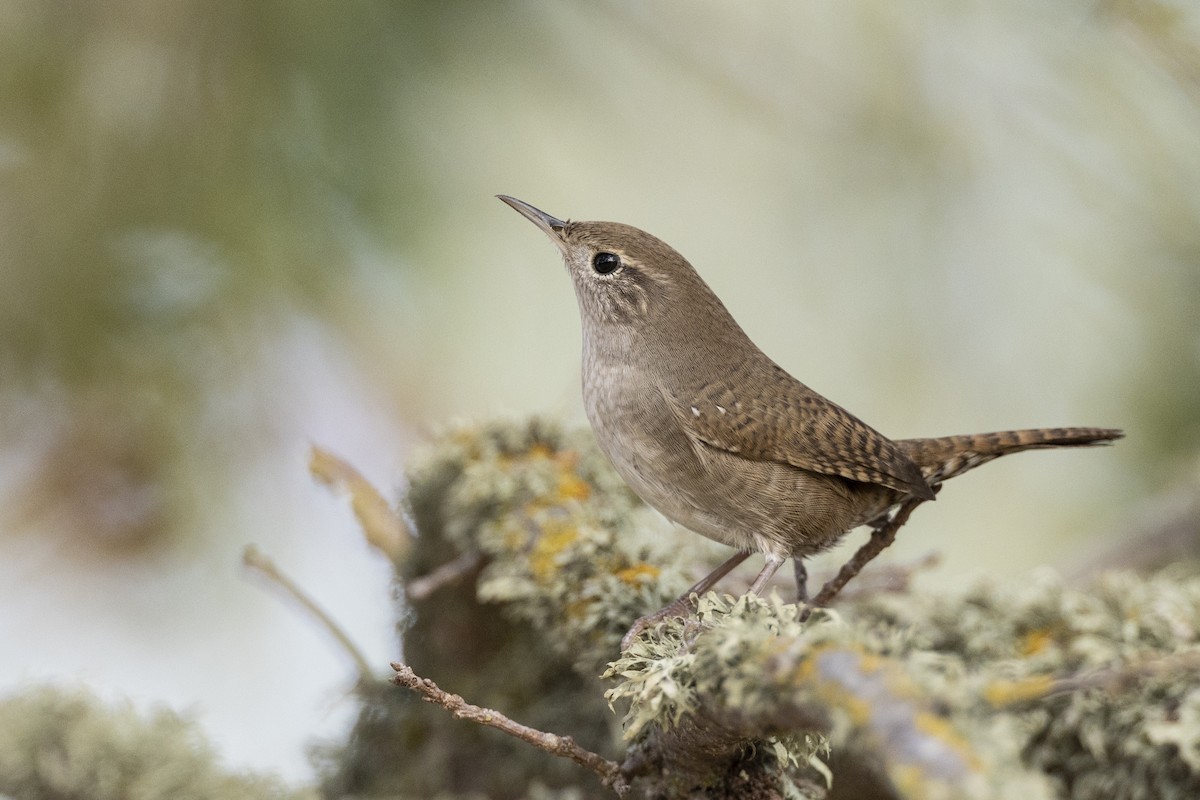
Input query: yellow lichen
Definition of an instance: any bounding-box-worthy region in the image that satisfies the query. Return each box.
[526,443,555,460]
[891,763,927,797]
[556,471,591,502]
[794,645,874,725]
[565,597,594,620]
[984,675,1055,708]
[529,523,579,580]
[615,563,661,585]
[1019,629,1055,656]
[912,710,980,771]
[841,694,874,726]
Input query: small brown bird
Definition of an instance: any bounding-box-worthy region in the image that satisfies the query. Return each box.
[498,195,1122,645]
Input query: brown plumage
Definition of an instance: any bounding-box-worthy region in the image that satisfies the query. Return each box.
[899,428,1122,485]
[498,196,1122,641]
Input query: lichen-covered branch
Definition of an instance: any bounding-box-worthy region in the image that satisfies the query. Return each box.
[402,418,694,669]
[320,418,1200,799]
[607,593,1008,799]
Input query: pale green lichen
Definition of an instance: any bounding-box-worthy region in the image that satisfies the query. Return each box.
[0,685,314,800]
[404,417,691,670]
[844,566,1200,800]
[362,419,1200,798]
[607,592,1048,800]
[606,569,1200,799]
[327,417,699,798]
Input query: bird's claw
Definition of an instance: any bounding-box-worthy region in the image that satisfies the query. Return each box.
[620,597,692,651]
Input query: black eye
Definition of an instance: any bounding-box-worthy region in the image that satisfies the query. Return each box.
[592,252,621,275]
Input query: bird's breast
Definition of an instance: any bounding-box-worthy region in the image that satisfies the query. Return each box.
[580,351,900,558]
[582,356,736,538]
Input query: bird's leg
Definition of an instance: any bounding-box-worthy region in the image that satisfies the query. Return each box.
[806,494,933,616]
[793,559,808,604]
[747,552,787,595]
[620,550,750,650]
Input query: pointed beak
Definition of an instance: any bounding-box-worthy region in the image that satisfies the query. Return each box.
[497,195,567,251]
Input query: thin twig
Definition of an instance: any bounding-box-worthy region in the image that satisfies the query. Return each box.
[405,550,484,602]
[807,496,929,614]
[987,650,1200,709]
[391,663,630,797]
[835,551,942,602]
[243,544,375,682]
[1043,650,1200,700]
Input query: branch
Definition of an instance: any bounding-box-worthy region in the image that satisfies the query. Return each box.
[243,544,375,682]
[390,662,629,797]
[405,549,484,601]
[361,419,1200,798]
[833,551,941,602]
[988,650,1200,708]
[608,594,977,795]
[808,495,930,611]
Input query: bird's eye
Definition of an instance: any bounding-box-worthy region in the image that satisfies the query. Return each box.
[592,252,621,275]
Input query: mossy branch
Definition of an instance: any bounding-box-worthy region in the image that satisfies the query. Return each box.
[320,418,1200,799]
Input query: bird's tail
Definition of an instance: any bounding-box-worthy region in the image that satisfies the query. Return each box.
[897,427,1123,485]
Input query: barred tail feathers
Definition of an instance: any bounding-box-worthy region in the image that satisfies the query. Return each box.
[897,427,1123,485]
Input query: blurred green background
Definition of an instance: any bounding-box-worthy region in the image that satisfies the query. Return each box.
[1,0,1197,785]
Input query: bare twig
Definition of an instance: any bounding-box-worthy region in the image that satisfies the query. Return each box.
[807,496,930,614]
[405,550,484,602]
[391,663,630,797]
[1045,651,1200,697]
[243,544,375,682]
[834,551,942,602]
[989,650,1200,709]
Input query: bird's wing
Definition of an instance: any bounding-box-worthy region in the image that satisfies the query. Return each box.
[659,365,935,499]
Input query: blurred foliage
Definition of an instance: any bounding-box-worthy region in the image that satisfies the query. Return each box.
[0,685,315,800]
[0,1,476,548]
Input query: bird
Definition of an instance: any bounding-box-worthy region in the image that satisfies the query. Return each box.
[497,195,1122,646]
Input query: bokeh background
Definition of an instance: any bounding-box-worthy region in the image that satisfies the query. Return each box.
[1,0,1197,786]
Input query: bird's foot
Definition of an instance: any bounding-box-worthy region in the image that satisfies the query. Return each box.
[620,597,692,651]
[793,559,809,604]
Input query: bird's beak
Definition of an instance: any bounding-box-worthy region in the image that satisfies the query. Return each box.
[497,195,567,252]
